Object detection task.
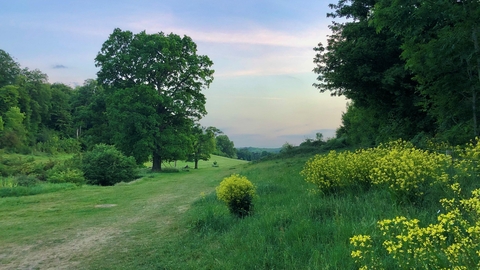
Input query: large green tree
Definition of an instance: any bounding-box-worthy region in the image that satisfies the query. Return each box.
[46,83,74,137]
[314,0,433,146]
[0,49,20,88]
[16,68,52,145]
[373,0,480,144]
[95,28,214,171]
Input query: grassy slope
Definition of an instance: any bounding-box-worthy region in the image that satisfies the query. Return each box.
[0,155,247,269]
[1,153,434,269]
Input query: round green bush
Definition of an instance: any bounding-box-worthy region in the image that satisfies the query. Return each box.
[216,174,256,218]
[80,144,137,186]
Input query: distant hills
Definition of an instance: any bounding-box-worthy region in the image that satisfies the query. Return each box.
[235,147,282,161]
[236,147,282,153]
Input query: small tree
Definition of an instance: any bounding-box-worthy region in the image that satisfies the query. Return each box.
[188,125,216,169]
[80,144,137,186]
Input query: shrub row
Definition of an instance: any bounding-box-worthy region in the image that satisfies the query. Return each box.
[300,140,467,201]
[1,144,138,191]
[302,138,480,268]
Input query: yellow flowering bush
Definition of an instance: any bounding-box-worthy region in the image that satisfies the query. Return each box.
[370,143,452,200]
[216,174,256,218]
[301,151,354,193]
[350,184,480,269]
[301,148,381,194]
[302,139,454,202]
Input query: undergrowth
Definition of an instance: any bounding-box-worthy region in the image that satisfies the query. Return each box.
[0,182,79,198]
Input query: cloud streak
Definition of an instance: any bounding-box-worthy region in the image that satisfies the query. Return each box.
[52,64,67,69]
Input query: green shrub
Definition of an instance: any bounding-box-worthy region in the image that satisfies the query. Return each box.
[216,174,256,218]
[80,144,137,186]
[20,159,60,181]
[47,168,85,186]
[0,163,13,177]
[15,174,38,187]
[1,176,16,188]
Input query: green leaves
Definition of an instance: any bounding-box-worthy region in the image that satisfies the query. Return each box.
[372,0,480,143]
[95,28,214,170]
[80,144,137,186]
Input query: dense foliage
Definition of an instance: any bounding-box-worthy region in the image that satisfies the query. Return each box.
[0,28,224,172]
[80,144,137,186]
[95,28,214,171]
[316,0,480,146]
[301,140,463,201]
[215,134,237,159]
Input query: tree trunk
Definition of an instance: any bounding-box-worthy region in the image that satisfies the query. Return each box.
[152,151,162,171]
[194,159,199,169]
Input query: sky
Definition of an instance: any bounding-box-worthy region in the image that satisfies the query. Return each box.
[0,0,348,148]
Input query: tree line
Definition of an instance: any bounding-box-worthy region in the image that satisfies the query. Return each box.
[0,28,237,170]
[315,0,480,147]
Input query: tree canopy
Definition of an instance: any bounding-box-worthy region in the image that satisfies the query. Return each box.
[95,28,214,170]
[315,0,479,146]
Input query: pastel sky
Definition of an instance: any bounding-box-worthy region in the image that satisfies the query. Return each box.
[0,0,348,148]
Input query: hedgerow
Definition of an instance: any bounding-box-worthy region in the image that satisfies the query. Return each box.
[301,140,453,200]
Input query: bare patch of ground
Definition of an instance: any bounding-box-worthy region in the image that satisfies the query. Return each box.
[94,204,117,208]
[1,227,120,270]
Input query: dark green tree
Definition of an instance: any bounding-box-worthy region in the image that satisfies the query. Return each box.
[236,148,252,161]
[0,106,26,149]
[314,0,433,146]
[46,83,73,137]
[71,79,110,149]
[215,134,236,158]
[16,68,51,145]
[95,28,214,171]
[0,49,20,88]
[0,85,20,116]
[373,0,480,144]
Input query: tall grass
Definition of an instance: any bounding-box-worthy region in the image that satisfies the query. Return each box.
[2,151,475,269]
[0,182,79,197]
[163,157,431,269]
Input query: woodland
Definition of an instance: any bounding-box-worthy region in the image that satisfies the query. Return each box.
[314,0,480,148]
[0,29,236,171]
[1,0,480,167]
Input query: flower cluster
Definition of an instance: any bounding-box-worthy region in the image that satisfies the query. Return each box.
[216,174,256,217]
[371,145,451,198]
[350,186,480,269]
[301,140,453,200]
[301,148,380,194]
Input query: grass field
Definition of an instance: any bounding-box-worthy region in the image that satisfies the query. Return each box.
[0,155,248,269]
[1,151,463,269]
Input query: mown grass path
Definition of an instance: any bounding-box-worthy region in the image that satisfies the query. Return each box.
[0,156,247,269]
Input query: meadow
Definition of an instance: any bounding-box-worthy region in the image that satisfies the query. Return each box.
[1,143,480,269]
